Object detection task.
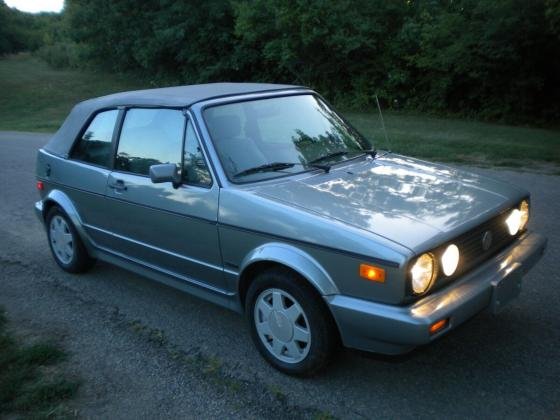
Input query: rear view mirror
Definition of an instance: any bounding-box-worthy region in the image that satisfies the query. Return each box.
[149,163,181,188]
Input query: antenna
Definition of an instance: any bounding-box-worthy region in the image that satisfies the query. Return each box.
[375,95,392,153]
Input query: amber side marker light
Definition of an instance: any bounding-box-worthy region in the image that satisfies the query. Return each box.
[36,181,44,190]
[359,264,385,282]
[429,318,449,335]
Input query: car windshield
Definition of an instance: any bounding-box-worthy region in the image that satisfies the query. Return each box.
[203,94,372,183]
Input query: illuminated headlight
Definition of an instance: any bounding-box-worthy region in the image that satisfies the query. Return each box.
[410,253,436,294]
[505,200,530,235]
[505,208,522,235]
[519,200,529,231]
[441,244,460,276]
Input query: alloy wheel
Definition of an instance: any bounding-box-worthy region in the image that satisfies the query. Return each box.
[49,215,74,265]
[253,288,311,364]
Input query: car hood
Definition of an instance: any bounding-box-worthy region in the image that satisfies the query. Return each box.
[250,154,526,252]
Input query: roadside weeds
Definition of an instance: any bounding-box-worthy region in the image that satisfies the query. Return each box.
[123,314,337,419]
[0,307,80,419]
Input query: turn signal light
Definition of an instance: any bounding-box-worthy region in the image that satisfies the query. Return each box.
[36,181,44,190]
[429,318,448,335]
[359,264,385,282]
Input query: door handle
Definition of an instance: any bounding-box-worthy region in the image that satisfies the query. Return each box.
[109,179,127,192]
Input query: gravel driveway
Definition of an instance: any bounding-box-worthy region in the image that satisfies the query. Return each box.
[0,131,558,419]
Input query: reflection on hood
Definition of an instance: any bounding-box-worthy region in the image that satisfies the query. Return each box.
[252,155,524,250]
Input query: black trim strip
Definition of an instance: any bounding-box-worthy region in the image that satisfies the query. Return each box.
[95,242,233,296]
[110,108,126,170]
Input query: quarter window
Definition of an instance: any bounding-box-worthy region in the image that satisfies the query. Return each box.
[115,108,184,176]
[183,121,212,187]
[71,110,118,167]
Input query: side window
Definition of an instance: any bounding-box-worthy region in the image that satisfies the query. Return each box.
[183,121,212,187]
[115,108,184,176]
[71,110,118,167]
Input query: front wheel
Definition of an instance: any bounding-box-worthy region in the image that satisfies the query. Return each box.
[246,268,339,376]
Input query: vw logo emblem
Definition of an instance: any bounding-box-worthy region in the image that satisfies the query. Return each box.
[482,230,493,251]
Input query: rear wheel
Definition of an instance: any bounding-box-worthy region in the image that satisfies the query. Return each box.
[46,206,95,273]
[246,267,338,376]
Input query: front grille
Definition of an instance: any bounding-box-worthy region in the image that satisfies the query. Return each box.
[452,210,515,275]
[430,204,524,291]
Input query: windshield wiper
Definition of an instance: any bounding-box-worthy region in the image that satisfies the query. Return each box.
[362,148,377,158]
[233,162,295,178]
[233,158,339,179]
[309,150,348,165]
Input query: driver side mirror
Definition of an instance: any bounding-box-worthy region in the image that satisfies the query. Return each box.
[149,163,182,188]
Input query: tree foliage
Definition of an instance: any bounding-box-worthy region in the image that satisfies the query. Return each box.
[63,0,239,82]
[5,0,560,122]
[0,2,59,55]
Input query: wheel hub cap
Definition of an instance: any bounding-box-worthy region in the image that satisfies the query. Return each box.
[254,288,311,364]
[268,310,293,342]
[49,215,74,264]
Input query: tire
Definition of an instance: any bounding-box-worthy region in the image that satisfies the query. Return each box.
[46,206,95,273]
[246,267,339,376]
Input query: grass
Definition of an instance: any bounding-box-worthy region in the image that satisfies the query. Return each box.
[124,316,334,418]
[1,53,559,168]
[0,53,145,132]
[347,111,560,167]
[0,307,79,418]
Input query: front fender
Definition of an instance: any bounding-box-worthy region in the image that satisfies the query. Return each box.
[40,189,95,253]
[239,242,339,296]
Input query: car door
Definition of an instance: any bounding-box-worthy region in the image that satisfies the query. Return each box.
[61,109,121,248]
[102,107,225,291]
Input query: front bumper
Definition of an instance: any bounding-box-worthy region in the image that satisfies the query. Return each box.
[34,200,44,223]
[326,231,547,355]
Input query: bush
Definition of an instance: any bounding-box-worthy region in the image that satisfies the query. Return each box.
[35,41,83,69]
[29,0,560,123]
[0,2,59,56]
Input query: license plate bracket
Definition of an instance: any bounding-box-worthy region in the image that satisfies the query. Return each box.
[491,263,522,314]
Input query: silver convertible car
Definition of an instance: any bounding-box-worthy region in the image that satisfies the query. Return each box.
[35,83,547,375]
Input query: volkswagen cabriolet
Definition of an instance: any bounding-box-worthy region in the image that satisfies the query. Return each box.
[35,83,547,375]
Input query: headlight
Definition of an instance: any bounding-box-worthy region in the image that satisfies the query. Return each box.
[441,244,460,276]
[519,200,529,231]
[410,253,436,294]
[505,208,522,235]
[505,200,530,235]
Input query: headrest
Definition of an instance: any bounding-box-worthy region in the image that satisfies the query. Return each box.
[207,114,242,141]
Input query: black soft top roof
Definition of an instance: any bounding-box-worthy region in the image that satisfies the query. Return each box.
[43,82,303,157]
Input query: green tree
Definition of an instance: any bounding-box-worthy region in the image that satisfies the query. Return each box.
[31,0,560,122]
[64,0,239,82]
[392,0,560,120]
[233,0,411,105]
[0,1,59,55]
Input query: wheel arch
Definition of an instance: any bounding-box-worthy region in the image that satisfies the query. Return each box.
[237,242,339,308]
[41,189,94,253]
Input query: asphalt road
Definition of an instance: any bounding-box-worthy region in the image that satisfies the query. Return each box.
[0,131,559,419]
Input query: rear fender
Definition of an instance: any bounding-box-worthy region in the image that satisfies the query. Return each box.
[41,189,96,254]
